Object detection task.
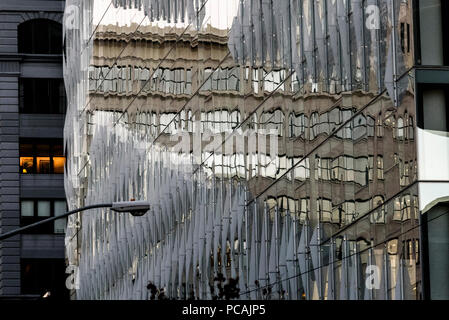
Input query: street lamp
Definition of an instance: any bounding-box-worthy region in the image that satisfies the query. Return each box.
[110,200,151,216]
[0,200,150,241]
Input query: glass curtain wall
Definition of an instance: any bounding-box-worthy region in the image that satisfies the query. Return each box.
[63,0,420,300]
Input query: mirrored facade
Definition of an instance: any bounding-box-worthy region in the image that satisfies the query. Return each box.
[63,0,449,300]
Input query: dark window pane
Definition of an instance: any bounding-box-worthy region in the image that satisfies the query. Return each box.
[49,21,62,54]
[57,81,67,114]
[19,79,26,112]
[418,85,449,132]
[407,23,411,53]
[19,78,66,114]
[54,201,67,234]
[36,144,50,156]
[18,19,62,54]
[53,144,64,157]
[19,79,33,113]
[20,143,33,156]
[21,259,70,300]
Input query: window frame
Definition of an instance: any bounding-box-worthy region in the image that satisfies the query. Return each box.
[19,139,65,174]
[19,78,67,114]
[415,0,449,66]
[20,198,68,234]
[18,19,63,55]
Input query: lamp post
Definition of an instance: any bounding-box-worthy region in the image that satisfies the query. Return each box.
[0,200,150,241]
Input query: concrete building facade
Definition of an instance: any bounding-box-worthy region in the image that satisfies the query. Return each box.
[0,0,67,299]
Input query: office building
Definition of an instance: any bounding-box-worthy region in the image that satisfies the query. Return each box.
[0,0,68,299]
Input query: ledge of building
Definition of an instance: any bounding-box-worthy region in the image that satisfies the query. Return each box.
[21,234,65,259]
[0,294,41,300]
[19,114,65,138]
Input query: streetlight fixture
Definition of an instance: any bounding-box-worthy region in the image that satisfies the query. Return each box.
[0,200,150,241]
[111,200,151,216]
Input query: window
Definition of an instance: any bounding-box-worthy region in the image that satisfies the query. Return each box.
[18,19,62,54]
[418,0,449,65]
[310,112,319,139]
[422,203,449,299]
[397,117,405,139]
[263,69,285,92]
[329,108,341,133]
[261,109,285,137]
[371,196,386,224]
[408,116,415,139]
[293,114,307,139]
[291,71,300,92]
[407,23,411,53]
[377,156,384,180]
[293,158,310,181]
[21,259,69,300]
[318,113,330,135]
[21,200,34,217]
[318,199,333,222]
[202,67,240,92]
[353,114,367,140]
[401,23,406,53]
[252,68,260,94]
[20,139,65,174]
[19,78,67,114]
[54,201,68,234]
[400,23,411,54]
[367,115,375,137]
[289,113,295,138]
[316,157,331,181]
[376,113,384,137]
[20,199,67,234]
[417,85,449,132]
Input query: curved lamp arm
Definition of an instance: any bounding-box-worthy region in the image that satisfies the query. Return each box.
[0,201,150,241]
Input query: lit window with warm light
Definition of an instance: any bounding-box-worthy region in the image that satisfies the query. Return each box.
[20,139,65,174]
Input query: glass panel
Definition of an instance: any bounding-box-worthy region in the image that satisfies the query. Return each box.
[54,200,67,234]
[19,79,65,114]
[422,89,447,132]
[36,157,51,174]
[36,144,50,156]
[20,143,33,156]
[37,201,51,217]
[419,0,444,65]
[21,201,34,217]
[53,157,65,174]
[20,157,34,174]
[18,19,62,54]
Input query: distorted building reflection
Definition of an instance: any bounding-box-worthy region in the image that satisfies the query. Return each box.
[63,0,449,300]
